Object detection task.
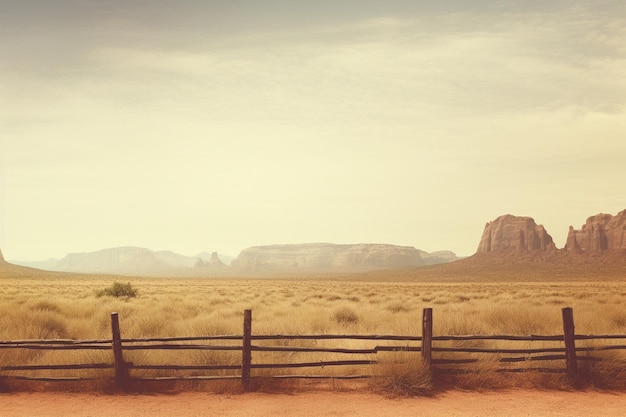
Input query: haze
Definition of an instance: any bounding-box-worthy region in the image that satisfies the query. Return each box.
[1,1,625,261]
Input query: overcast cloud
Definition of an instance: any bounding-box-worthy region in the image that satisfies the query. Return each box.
[1,1,625,260]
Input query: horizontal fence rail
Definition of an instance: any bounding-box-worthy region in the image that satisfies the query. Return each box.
[2,307,626,389]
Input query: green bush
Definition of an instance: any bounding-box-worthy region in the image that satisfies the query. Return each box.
[96,282,138,299]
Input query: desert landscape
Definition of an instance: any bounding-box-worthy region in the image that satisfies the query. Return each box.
[3,1,625,415]
[2,210,626,397]
[2,215,626,417]
[3,237,626,414]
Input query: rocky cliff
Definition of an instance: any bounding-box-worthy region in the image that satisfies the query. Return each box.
[195,251,225,268]
[474,209,626,262]
[565,210,626,254]
[232,243,458,270]
[55,247,170,273]
[476,215,557,254]
[0,248,5,263]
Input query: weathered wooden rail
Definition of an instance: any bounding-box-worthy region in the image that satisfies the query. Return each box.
[1,307,625,389]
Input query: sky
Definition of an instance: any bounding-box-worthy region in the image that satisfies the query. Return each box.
[1,0,625,261]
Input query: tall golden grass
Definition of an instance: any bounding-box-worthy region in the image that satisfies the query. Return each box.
[2,272,626,392]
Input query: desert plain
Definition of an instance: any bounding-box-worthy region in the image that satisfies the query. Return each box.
[2,252,626,417]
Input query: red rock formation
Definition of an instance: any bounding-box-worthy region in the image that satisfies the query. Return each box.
[565,226,583,254]
[565,210,626,253]
[477,215,556,254]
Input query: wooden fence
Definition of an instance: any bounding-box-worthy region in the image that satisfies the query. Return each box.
[2,307,626,389]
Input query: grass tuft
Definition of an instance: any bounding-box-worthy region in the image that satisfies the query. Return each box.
[333,306,359,324]
[373,353,433,396]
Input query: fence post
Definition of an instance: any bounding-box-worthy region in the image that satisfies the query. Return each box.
[562,307,578,380]
[111,312,128,388]
[422,308,433,368]
[242,309,252,391]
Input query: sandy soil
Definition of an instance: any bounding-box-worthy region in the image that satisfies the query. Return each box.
[2,390,626,417]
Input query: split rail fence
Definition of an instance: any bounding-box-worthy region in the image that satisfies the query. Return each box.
[2,307,626,389]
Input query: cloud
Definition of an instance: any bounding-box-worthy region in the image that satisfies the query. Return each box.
[3,3,624,114]
[2,2,626,259]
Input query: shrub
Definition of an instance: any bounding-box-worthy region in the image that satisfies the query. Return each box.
[96,282,138,299]
[333,306,359,324]
[386,301,411,313]
[373,352,433,396]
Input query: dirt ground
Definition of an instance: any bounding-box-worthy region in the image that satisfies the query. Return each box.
[2,390,626,417]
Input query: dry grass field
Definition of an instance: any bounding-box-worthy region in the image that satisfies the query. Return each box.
[1,262,626,392]
[3,275,626,340]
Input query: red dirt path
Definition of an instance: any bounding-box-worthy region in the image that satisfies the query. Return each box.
[2,390,626,417]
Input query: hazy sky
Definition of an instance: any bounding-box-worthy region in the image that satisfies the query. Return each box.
[1,1,625,261]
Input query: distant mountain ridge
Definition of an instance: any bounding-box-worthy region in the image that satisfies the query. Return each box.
[231,243,459,271]
[13,247,233,275]
[360,208,626,282]
[11,243,459,276]
[4,209,625,280]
